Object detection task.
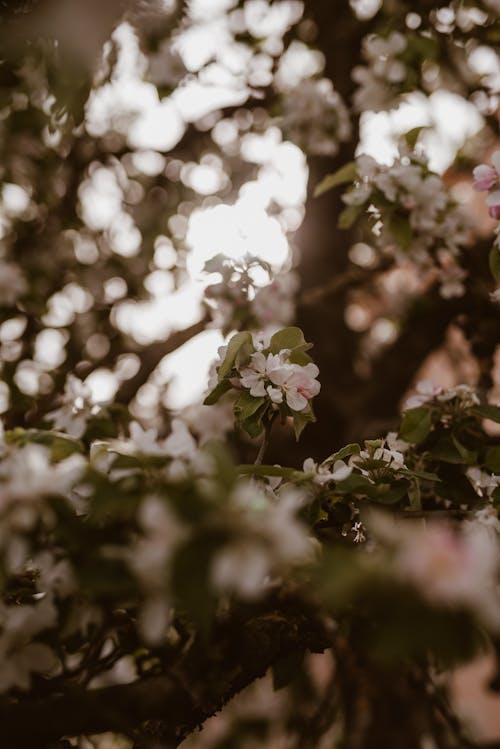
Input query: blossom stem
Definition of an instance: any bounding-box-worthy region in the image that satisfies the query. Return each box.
[254,416,275,465]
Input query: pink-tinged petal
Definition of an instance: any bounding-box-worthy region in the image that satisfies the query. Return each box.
[302,362,320,379]
[268,366,291,387]
[486,189,500,206]
[491,151,500,174]
[489,205,500,220]
[267,385,283,404]
[285,390,308,411]
[473,164,497,191]
[250,351,267,373]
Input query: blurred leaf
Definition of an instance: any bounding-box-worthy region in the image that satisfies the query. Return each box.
[204,379,231,406]
[489,246,500,283]
[314,162,357,197]
[389,213,413,251]
[472,404,500,424]
[338,203,363,229]
[399,408,432,444]
[269,327,311,355]
[324,443,360,464]
[451,434,477,465]
[218,331,253,382]
[485,446,500,473]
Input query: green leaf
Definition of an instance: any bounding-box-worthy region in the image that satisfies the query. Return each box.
[334,473,372,494]
[238,401,269,438]
[338,203,363,230]
[269,327,310,355]
[288,349,313,366]
[371,481,409,505]
[430,437,463,464]
[314,162,358,197]
[218,331,253,382]
[403,126,429,149]
[472,404,500,424]
[234,392,266,421]
[203,379,231,406]
[401,469,440,482]
[5,428,83,460]
[451,434,477,466]
[324,443,360,465]
[389,213,413,251]
[408,480,422,511]
[485,446,500,473]
[489,246,500,282]
[399,407,432,444]
[237,464,300,480]
[293,409,314,441]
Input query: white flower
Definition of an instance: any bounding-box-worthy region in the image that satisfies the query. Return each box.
[386,431,409,454]
[163,419,197,461]
[393,521,500,628]
[129,422,166,456]
[182,401,234,444]
[280,78,351,156]
[303,457,352,485]
[239,352,284,397]
[211,543,270,598]
[46,375,97,438]
[0,596,58,692]
[0,445,85,506]
[268,361,320,412]
[405,380,442,409]
[436,385,480,407]
[466,467,500,499]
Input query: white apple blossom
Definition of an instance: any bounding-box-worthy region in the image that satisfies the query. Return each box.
[267,361,320,412]
[211,482,314,599]
[343,150,469,298]
[0,444,85,507]
[436,384,480,408]
[46,375,100,438]
[466,467,500,499]
[0,595,58,692]
[352,32,408,112]
[473,151,500,219]
[405,380,443,409]
[280,78,351,157]
[239,351,285,398]
[303,457,352,485]
[393,521,500,628]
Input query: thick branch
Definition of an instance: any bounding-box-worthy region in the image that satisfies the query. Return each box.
[115,315,209,405]
[0,597,327,747]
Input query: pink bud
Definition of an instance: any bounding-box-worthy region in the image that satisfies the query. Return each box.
[488,204,500,220]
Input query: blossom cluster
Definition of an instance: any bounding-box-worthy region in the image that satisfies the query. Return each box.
[203,254,298,335]
[472,150,500,301]
[0,422,314,690]
[0,377,498,699]
[340,148,469,297]
[370,512,500,630]
[205,327,320,439]
[46,375,102,438]
[352,32,409,113]
[473,150,500,220]
[280,78,351,157]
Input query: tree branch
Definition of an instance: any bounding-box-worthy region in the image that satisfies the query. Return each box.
[0,596,328,748]
[115,315,210,405]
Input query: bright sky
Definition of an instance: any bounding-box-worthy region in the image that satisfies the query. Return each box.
[81,17,486,409]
